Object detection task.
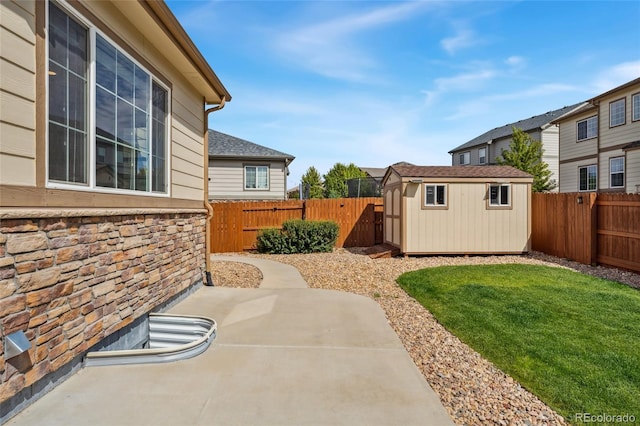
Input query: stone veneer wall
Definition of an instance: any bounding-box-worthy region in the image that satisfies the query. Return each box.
[0,211,206,405]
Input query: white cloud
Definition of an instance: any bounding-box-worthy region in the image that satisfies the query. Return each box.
[271,2,434,82]
[441,28,477,55]
[422,68,496,105]
[505,55,526,70]
[590,61,640,93]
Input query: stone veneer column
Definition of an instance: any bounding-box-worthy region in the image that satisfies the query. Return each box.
[0,210,206,403]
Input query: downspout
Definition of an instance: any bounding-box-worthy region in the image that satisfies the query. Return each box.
[203,97,227,286]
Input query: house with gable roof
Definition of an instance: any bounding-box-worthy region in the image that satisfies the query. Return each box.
[207,130,295,200]
[448,104,583,190]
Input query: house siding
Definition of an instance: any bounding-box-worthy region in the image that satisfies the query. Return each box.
[558,79,640,193]
[0,0,36,187]
[208,160,288,200]
[541,127,559,188]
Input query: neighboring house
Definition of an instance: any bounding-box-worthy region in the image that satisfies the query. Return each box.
[554,78,640,193]
[382,165,533,256]
[448,104,583,190]
[0,0,230,421]
[208,130,294,200]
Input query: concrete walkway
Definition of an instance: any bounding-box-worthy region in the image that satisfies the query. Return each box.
[7,256,454,426]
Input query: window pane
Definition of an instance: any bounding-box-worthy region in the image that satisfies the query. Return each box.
[68,73,85,130]
[425,186,434,204]
[48,4,67,67]
[48,63,67,125]
[96,36,116,92]
[577,121,587,140]
[490,186,499,204]
[135,108,148,150]
[96,138,116,188]
[68,130,86,183]
[117,145,134,190]
[579,167,587,191]
[500,185,509,205]
[48,123,67,181]
[134,68,149,111]
[610,158,623,173]
[152,156,166,193]
[151,82,167,193]
[67,18,86,77]
[436,186,445,205]
[96,87,116,139]
[245,167,256,188]
[135,151,148,191]
[633,94,640,121]
[257,167,268,188]
[117,98,134,146]
[117,52,134,103]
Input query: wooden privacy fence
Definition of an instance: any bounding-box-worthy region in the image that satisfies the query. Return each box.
[532,192,640,273]
[209,198,383,253]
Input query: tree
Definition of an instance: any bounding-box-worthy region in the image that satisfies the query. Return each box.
[300,166,324,199]
[496,127,557,192]
[323,163,367,198]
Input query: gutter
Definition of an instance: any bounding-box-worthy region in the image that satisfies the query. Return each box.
[203,97,227,286]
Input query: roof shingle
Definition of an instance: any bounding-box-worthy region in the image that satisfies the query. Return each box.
[208,130,294,160]
[390,165,532,179]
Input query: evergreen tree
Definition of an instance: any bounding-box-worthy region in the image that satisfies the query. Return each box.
[323,163,367,198]
[300,166,324,199]
[497,127,557,192]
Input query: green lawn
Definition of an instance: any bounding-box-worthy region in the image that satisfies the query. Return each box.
[396,264,640,424]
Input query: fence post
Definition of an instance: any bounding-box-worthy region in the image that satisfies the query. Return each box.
[588,192,598,266]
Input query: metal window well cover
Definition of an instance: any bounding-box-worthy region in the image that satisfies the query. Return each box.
[84,314,217,367]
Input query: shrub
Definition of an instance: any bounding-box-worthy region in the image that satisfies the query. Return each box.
[256,220,339,254]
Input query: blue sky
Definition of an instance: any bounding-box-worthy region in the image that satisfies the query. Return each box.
[166,0,640,187]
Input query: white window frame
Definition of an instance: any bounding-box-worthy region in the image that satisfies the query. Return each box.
[423,184,447,208]
[578,165,597,192]
[244,165,269,190]
[609,98,625,128]
[459,151,470,165]
[488,184,510,207]
[609,157,625,188]
[632,92,640,122]
[45,1,170,197]
[576,116,598,141]
[478,147,487,165]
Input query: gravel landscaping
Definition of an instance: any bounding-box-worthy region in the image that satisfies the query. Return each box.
[210,250,640,425]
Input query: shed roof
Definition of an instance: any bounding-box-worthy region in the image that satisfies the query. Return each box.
[449,103,583,153]
[208,130,294,162]
[389,165,532,179]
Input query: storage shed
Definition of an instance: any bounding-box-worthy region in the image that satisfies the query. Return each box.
[382,165,533,255]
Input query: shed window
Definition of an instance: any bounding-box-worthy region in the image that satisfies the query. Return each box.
[610,157,624,188]
[245,165,269,190]
[609,98,625,127]
[47,2,169,194]
[579,165,597,191]
[489,184,510,206]
[577,116,597,141]
[424,184,446,207]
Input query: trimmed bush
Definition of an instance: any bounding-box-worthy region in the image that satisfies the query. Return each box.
[256,220,339,254]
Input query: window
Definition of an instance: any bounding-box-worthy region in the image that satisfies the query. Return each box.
[579,165,597,191]
[48,3,168,194]
[610,157,624,188]
[459,152,470,165]
[577,116,597,141]
[609,98,625,127]
[489,184,510,206]
[424,184,446,207]
[245,165,269,190]
[632,93,640,122]
[478,148,486,164]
